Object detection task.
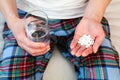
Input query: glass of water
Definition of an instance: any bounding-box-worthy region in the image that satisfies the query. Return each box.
[24,10,50,43]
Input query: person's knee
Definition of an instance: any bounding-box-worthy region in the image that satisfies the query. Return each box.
[0,12,5,54]
[78,66,120,80]
[106,67,120,80]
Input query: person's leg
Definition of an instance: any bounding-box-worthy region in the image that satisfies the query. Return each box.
[77,18,120,80]
[0,9,55,79]
[0,29,52,80]
[78,46,120,80]
[0,12,5,54]
[58,17,120,80]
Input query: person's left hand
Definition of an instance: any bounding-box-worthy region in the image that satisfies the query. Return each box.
[70,17,105,57]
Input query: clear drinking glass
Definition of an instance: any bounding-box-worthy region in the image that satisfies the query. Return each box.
[24,10,50,43]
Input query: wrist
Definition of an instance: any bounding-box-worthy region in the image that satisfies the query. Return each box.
[83,13,103,23]
[6,14,19,23]
[6,16,21,30]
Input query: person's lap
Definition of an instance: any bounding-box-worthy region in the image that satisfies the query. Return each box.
[0,9,120,80]
[57,33,120,80]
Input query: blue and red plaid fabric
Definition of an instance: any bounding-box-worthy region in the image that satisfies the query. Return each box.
[0,10,120,80]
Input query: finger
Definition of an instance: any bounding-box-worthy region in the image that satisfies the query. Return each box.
[21,36,47,49]
[19,42,50,56]
[75,46,86,57]
[16,31,48,49]
[70,33,82,49]
[29,45,50,56]
[32,46,50,56]
[34,45,50,54]
[93,36,104,53]
[71,43,81,55]
[82,46,93,57]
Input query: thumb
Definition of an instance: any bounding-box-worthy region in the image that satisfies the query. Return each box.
[70,32,82,49]
[93,36,103,53]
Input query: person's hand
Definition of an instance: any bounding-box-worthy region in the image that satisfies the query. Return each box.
[70,17,105,57]
[7,18,50,56]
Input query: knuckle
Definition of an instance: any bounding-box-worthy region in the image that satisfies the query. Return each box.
[25,42,31,47]
[17,41,22,46]
[16,36,24,42]
[17,42,25,49]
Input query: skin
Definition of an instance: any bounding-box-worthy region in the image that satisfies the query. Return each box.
[0,0,111,57]
[70,0,111,57]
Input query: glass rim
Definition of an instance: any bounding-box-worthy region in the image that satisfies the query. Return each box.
[24,9,48,26]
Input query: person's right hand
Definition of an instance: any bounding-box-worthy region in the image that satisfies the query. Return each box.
[7,18,50,56]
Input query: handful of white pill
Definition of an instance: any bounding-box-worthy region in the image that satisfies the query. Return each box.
[78,34,94,48]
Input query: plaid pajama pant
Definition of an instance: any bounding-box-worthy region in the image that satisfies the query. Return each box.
[0,10,120,80]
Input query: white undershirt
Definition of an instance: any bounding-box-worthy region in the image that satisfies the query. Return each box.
[17,0,88,19]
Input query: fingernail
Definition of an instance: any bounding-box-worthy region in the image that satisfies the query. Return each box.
[71,51,75,55]
[70,45,73,49]
[70,42,74,49]
[94,49,97,53]
[76,55,80,57]
[82,52,86,57]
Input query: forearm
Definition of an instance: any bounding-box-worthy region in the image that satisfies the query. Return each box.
[0,0,18,23]
[84,0,111,22]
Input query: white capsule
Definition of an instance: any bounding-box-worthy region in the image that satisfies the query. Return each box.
[78,34,94,48]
